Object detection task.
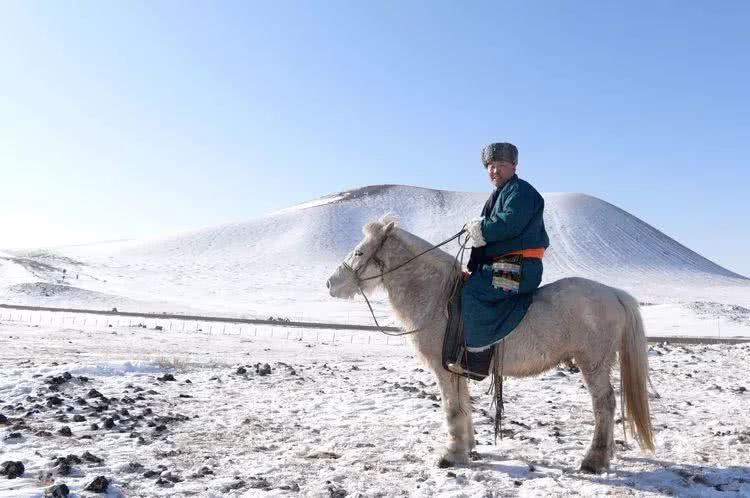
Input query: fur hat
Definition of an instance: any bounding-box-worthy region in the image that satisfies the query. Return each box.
[481,142,518,166]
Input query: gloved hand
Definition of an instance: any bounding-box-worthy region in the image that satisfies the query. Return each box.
[464,218,486,248]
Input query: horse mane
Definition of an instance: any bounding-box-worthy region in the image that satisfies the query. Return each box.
[362,215,461,333]
[392,227,460,272]
[365,214,459,272]
[365,214,462,308]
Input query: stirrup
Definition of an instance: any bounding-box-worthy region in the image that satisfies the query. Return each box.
[446,346,494,381]
[446,361,470,376]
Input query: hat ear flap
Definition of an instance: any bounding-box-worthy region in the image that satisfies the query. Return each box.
[383,221,395,235]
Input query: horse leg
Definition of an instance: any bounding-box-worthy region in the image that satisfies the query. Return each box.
[434,369,472,467]
[466,406,476,451]
[579,366,616,473]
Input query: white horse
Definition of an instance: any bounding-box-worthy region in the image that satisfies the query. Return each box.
[326,216,654,473]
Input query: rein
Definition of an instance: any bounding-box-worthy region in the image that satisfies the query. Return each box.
[343,228,467,336]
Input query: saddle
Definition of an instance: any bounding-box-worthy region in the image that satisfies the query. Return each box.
[442,278,494,381]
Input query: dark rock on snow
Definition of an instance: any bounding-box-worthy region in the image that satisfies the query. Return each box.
[82,451,104,465]
[44,483,70,497]
[0,460,25,479]
[3,432,23,442]
[46,395,64,407]
[256,363,272,376]
[83,476,110,493]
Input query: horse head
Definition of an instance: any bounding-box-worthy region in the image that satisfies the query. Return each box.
[326,215,398,299]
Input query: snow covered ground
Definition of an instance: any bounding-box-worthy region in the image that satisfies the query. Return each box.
[1,186,749,496]
[1,321,749,497]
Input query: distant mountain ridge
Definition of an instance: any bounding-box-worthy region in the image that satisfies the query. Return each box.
[1,185,748,317]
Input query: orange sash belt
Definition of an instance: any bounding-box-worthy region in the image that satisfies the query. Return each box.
[497,247,546,260]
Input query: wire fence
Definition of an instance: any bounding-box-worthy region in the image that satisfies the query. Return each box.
[2,307,746,347]
[0,309,409,347]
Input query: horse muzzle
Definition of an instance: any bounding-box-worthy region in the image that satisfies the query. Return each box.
[326,266,358,299]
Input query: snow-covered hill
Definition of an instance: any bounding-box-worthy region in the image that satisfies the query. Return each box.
[1,185,749,330]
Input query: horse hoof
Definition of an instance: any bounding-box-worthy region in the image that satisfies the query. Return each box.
[579,459,608,474]
[437,457,454,468]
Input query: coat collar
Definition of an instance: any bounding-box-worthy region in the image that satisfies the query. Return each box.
[493,174,518,192]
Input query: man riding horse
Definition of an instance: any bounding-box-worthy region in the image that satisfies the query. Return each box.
[327,147,654,471]
[452,142,549,376]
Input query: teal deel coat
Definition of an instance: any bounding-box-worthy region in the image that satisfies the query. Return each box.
[477,174,549,259]
[462,174,549,351]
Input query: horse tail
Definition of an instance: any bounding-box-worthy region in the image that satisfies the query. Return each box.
[615,290,655,451]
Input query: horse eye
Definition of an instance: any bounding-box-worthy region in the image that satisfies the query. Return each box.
[354,251,364,257]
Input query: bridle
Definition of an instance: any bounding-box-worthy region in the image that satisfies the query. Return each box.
[341,228,467,336]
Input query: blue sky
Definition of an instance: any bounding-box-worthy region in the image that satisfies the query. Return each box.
[1,1,748,276]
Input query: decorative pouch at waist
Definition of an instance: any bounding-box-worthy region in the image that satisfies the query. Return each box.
[490,254,522,292]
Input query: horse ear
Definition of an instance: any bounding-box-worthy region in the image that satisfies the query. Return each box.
[383,221,396,235]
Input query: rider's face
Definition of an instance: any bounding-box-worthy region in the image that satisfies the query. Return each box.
[486,161,516,188]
